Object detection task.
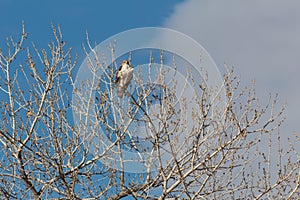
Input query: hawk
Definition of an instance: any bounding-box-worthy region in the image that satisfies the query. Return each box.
[116,60,134,98]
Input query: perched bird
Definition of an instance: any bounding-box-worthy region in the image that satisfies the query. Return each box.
[116,60,134,98]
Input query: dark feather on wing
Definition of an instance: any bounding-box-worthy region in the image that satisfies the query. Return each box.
[115,65,122,84]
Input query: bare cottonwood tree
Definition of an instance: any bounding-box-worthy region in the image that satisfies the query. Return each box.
[0,24,299,199]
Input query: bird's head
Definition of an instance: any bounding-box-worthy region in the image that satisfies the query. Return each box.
[122,60,130,65]
[121,60,131,69]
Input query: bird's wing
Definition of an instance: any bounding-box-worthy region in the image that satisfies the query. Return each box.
[115,65,123,84]
[124,68,134,87]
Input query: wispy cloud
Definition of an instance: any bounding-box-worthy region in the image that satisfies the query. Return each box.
[164,0,300,133]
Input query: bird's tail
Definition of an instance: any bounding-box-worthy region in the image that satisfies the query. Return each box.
[117,86,125,98]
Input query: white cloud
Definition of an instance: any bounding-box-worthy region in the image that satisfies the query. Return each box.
[164,0,300,133]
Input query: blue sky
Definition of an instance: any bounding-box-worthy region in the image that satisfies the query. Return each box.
[1,0,299,198]
[0,0,183,63]
[1,0,299,159]
[1,0,299,153]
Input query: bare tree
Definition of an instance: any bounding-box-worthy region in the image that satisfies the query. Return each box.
[0,23,299,199]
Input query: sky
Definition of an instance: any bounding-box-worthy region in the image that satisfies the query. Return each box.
[0,0,299,183]
[0,0,299,198]
[0,0,299,151]
[0,0,182,62]
[1,0,298,131]
[164,0,300,137]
